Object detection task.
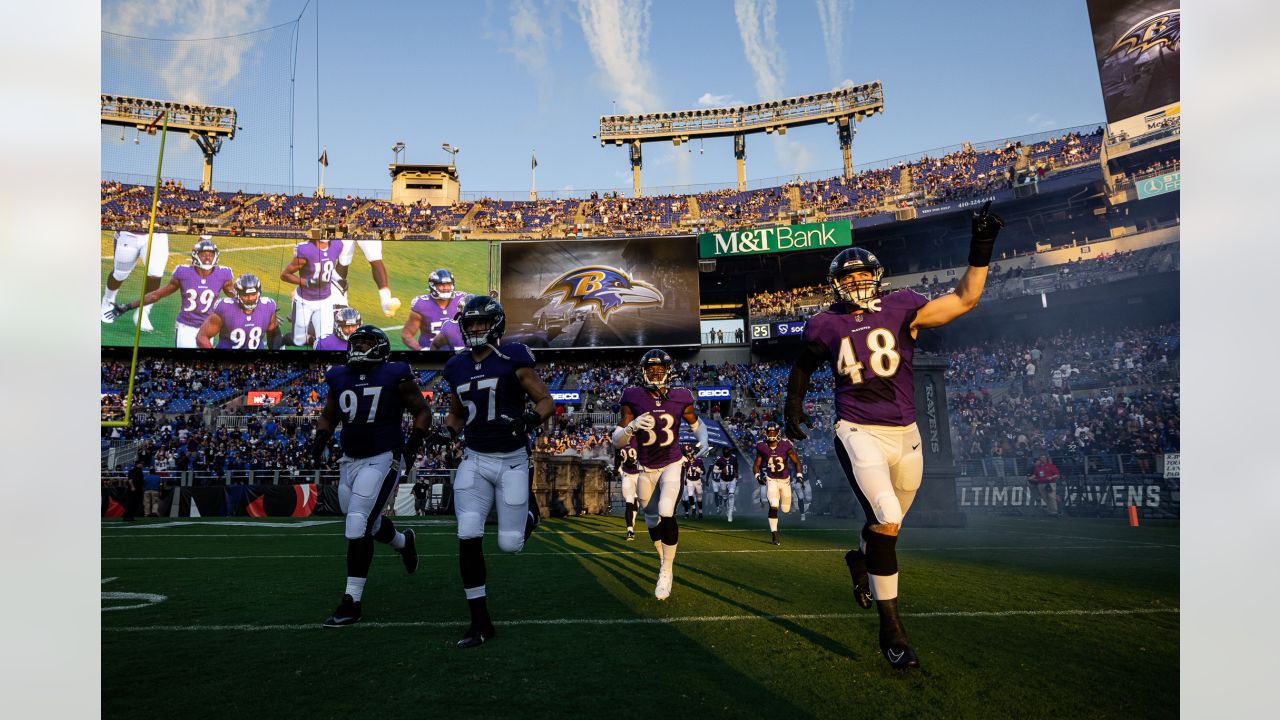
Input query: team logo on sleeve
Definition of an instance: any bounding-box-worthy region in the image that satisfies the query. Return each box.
[539,265,664,323]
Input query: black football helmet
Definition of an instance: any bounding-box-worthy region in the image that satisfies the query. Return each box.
[333,306,362,341]
[639,349,674,392]
[828,247,886,308]
[764,422,781,446]
[191,236,219,271]
[459,295,505,349]
[233,274,262,312]
[428,268,457,300]
[347,325,391,367]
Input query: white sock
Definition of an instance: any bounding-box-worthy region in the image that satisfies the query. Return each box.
[464,585,487,600]
[378,287,392,302]
[390,531,405,550]
[869,572,898,601]
[662,542,677,572]
[103,288,118,304]
[344,576,367,601]
[768,516,778,532]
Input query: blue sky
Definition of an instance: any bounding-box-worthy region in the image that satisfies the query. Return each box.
[101,0,1106,196]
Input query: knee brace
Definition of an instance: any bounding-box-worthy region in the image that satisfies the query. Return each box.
[344,512,371,540]
[456,512,485,540]
[861,526,899,577]
[497,530,525,554]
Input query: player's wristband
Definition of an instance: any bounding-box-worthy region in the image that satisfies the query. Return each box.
[968,237,996,267]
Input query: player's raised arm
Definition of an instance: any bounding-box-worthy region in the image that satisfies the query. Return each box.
[911,201,1004,331]
[401,309,425,351]
[785,340,827,440]
[195,312,222,349]
[683,402,710,457]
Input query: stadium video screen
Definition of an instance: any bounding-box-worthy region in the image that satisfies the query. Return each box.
[498,236,701,349]
[100,231,492,351]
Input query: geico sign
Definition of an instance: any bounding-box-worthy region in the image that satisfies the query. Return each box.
[698,388,732,399]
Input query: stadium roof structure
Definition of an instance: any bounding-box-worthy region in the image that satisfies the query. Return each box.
[100,93,238,192]
[598,83,884,196]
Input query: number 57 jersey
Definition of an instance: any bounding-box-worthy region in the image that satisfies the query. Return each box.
[620,385,696,470]
[803,289,929,427]
[324,360,415,459]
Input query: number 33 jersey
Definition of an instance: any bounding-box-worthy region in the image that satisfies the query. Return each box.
[620,386,696,469]
[443,343,537,454]
[324,360,415,459]
[803,289,929,427]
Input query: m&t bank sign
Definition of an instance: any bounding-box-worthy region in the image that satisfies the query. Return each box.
[698,220,852,259]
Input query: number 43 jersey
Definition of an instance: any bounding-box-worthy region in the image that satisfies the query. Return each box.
[324,360,415,459]
[620,386,696,470]
[803,289,929,427]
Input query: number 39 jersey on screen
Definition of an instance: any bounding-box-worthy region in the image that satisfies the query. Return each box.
[803,289,929,426]
[323,360,415,458]
[172,265,234,331]
[620,385,696,469]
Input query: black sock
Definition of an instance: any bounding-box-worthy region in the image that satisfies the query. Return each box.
[459,537,486,590]
[467,596,493,629]
[346,536,374,579]
[659,515,679,545]
[372,516,396,543]
[625,502,636,528]
[647,522,661,542]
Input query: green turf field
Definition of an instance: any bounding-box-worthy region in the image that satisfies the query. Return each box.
[99,232,493,350]
[101,513,1178,719]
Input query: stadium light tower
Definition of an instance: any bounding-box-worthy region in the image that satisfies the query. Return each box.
[392,141,406,164]
[598,83,884,196]
[101,94,237,191]
[442,143,460,168]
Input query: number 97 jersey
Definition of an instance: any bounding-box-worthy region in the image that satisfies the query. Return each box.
[620,385,696,470]
[803,289,929,427]
[324,360,415,459]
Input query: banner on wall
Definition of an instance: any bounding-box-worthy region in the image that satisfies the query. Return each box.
[499,236,700,349]
[698,220,852,259]
[245,390,283,406]
[1085,0,1180,138]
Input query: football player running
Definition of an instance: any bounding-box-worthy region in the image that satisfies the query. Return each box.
[280,234,345,346]
[314,306,364,351]
[311,325,433,627]
[792,465,823,522]
[612,349,710,600]
[684,446,706,520]
[105,237,235,348]
[441,296,553,648]
[616,435,642,540]
[403,269,472,351]
[332,237,402,317]
[715,447,739,522]
[101,229,170,332]
[754,422,804,545]
[785,201,1004,670]
[196,274,282,350]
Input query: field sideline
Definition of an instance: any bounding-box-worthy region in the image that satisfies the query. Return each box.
[102,513,1178,719]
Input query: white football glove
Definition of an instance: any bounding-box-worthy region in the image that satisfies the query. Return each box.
[695,441,711,458]
[628,412,655,433]
[381,296,402,317]
[796,473,805,484]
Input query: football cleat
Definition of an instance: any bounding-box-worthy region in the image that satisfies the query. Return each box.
[801,513,807,522]
[456,623,496,649]
[845,549,874,610]
[655,569,673,600]
[134,308,155,332]
[877,599,920,669]
[323,594,362,628]
[881,639,920,670]
[398,529,418,574]
[626,529,636,541]
[381,296,402,317]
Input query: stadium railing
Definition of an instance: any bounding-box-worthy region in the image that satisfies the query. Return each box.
[101,468,456,487]
[955,452,1173,478]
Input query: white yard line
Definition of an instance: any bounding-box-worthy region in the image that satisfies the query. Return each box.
[103,607,1179,633]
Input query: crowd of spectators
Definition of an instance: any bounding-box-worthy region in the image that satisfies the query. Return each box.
[100,128,1103,238]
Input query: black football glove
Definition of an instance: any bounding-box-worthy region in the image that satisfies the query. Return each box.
[785,407,812,441]
[309,428,333,463]
[755,472,766,485]
[968,200,1005,267]
[106,302,133,321]
[497,410,543,439]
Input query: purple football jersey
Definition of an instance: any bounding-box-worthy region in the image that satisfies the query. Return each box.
[686,458,705,481]
[212,297,276,350]
[431,319,466,351]
[294,239,344,302]
[442,342,538,453]
[803,289,929,426]
[411,293,468,344]
[756,439,796,479]
[620,386,695,469]
[314,333,348,351]
[617,436,640,474]
[715,454,737,478]
[172,265,234,328]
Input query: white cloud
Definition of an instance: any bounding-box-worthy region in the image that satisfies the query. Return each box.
[1026,113,1058,130]
[815,0,850,83]
[506,0,563,109]
[733,0,785,100]
[697,92,739,107]
[102,0,270,104]
[575,0,660,113]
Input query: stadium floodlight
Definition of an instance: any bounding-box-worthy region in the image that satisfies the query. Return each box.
[442,143,460,167]
[392,141,406,164]
[101,93,237,191]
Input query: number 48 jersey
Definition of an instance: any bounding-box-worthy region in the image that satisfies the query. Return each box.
[802,289,929,426]
[323,360,415,459]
